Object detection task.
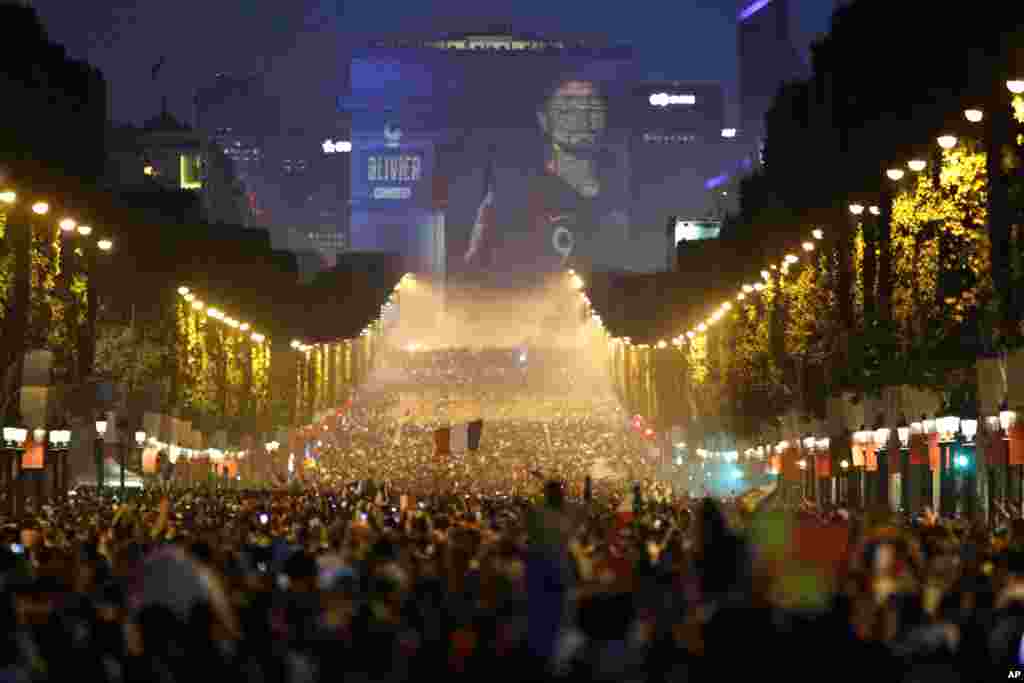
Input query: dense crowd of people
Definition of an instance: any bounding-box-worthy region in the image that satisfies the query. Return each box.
[4,483,1024,682]
[3,343,1022,682]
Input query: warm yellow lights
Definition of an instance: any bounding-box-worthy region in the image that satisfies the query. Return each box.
[143,165,155,176]
[184,293,195,302]
[697,323,707,332]
[849,203,864,215]
[784,254,798,264]
[59,218,76,232]
[1007,80,1024,95]
[737,292,746,301]
[964,108,983,123]
[178,286,190,296]
[31,202,49,215]
[97,239,112,251]
[869,205,880,216]
[937,135,957,150]
[754,282,765,291]
[191,300,204,310]
[657,340,667,349]
[250,333,265,343]
[742,284,754,293]
[570,274,584,290]
[77,225,92,236]
[722,301,732,311]
[907,159,927,172]
[240,323,250,331]
[207,308,222,319]
[686,331,695,339]
[812,229,824,239]
[886,168,905,181]
[0,191,15,204]
[802,241,814,252]
[291,340,302,350]
[760,270,770,280]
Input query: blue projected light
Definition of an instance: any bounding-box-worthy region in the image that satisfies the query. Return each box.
[705,173,729,190]
[731,467,743,480]
[738,0,773,21]
[955,454,969,469]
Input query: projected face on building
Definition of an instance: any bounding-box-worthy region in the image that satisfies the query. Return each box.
[537,80,608,199]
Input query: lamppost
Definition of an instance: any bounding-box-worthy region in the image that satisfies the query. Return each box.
[817,437,831,505]
[936,414,961,517]
[2,423,27,516]
[873,423,891,511]
[896,420,911,514]
[135,429,146,492]
[802,436,817,504]
[95,417,107,493]
[1000,407,1019,514]
[47,425,71,501]
[852,427,872,509]
[266,440,280,486]
[839,459,850,506]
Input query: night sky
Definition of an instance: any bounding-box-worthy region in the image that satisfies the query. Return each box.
[32,0,836,131]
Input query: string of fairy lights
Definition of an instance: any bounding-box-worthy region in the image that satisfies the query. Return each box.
[176,286,267,345]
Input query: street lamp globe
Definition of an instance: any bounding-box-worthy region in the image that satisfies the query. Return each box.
[907,159,927,172]
[886,168,905,181]
[849,203,865,215]
[937,135,958,150]
[95,420,108,438]
[31,202,49,215]
[135,430,146,446]
[1008,80,1024,95]
[964,109,984,123]
[59,218,76,232]
[0,191,15,205]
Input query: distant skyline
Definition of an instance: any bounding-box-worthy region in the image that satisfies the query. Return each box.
[31,0,836,131]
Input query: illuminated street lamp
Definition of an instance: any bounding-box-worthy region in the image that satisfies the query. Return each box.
[937,135,958,150]
[802,241,815,252]
[886,168,905,181]
[97,239,112,252]
[31,202,48,215]
[907,159,927,172]
[849,203,865,215]
[95,417,108,493]
[812,229,824,240]
[964,109,984,123]
[59,218,76,232]
[1008,80,1024,95]
[869,205,880,216]
[0,191,15,204]
[77,225,92,236]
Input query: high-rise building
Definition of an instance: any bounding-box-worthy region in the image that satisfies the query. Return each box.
[736,0,809,158]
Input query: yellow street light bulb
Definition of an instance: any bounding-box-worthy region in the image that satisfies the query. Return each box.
[77,225,92,236]
[937,134,957,150]
[849,203,865,215]
[657,340,667,349]
[228,319,240,328]
[760,270,770,280]
[31,202,49,215]
[754,282,765,291]
[184,293,195,302]
[737,292,746,301]
[722,301,732,311]
[886,168,905,181]
[191,300,204,310]
[251,333,265,343]
[570,274,584,290]
[964,108,983,123]
[812,228,824,239]
[741,284,753,293]
[97,239,112,251]
[802,241,815,252]
[240,322,250,331]
[1007,80,1024,95]
[59,218,76,232]
[206,307,220,318]
[0,190,16,204]
[784,254,798,264]
[697,322,707,332]
[177,286,189,296]
[291,340,301,349]
[686,331,695,339]
[868,205,880,216]
[907,159,927,172]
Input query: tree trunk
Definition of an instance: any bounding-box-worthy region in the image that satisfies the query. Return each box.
[878,188,894,323]
[986,78,1014,335]
[862,216,877,320]
[0,212,32,390]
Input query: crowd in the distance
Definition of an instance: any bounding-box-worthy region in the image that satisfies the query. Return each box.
[1,479,1024,683]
